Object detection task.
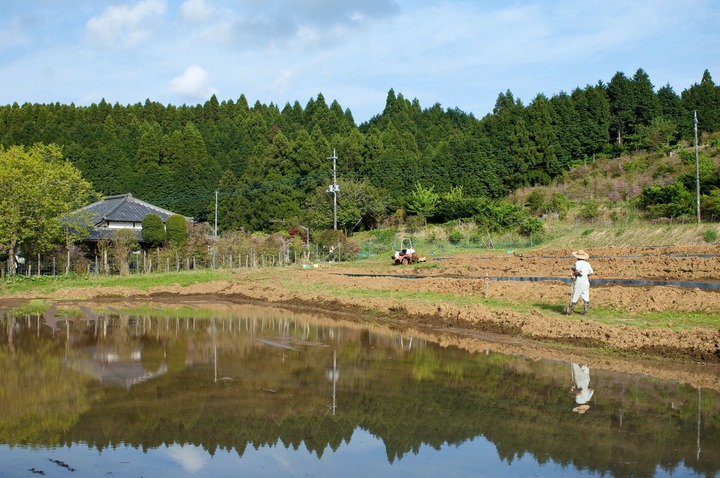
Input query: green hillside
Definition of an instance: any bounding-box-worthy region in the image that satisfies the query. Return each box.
[2,68,720,270]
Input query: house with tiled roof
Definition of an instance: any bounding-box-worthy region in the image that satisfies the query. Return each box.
[74,193,185,242]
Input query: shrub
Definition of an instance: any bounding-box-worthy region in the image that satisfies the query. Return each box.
[448,230,463,244]
[546,192,570,218]
[142,214,165,248]
[370,228,397,246]
[524,189,546,215]
[703,228,718,243]
[622,156,649,174]
[577,200,600,221]
[678,149,695,165]
[518,217,544,238]
[472,199,527,232]
[701,189,720,217]
[637,182,694,218]
[165,215,188,248]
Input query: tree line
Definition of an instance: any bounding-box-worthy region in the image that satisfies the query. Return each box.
[0,68,719,239]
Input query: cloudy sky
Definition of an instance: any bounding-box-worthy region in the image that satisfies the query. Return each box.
[1,0,718,123]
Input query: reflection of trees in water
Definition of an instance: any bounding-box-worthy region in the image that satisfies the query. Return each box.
[1,308,719,477]
[0,334,92,445]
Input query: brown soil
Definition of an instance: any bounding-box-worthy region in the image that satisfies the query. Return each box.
[3,245,720,390]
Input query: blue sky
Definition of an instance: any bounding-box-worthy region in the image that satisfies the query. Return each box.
[1,0,718,123]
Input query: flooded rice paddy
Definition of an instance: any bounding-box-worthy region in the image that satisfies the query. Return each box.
[1,302,719,477]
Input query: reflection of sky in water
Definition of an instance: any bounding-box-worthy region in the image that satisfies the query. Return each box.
[166,444,209,473]
[0,429,697,477]
[1,311,717,478]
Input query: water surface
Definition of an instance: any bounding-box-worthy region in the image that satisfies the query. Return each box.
[1,303,718,477]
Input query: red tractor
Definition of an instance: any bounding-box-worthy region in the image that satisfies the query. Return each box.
[391,238,426,265]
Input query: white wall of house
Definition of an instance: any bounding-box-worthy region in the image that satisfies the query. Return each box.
[106,221,142,229]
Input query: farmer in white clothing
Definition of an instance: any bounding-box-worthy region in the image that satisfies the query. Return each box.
[571,363,594,414]
[566,249,594,315]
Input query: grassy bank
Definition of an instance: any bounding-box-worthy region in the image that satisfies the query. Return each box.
[350,221,720,264]
[0,269,235,297]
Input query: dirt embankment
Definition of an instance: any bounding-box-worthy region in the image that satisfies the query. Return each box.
[4,245,720,389]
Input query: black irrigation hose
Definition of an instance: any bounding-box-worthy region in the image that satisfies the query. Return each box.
[494,276,720,290]
[336,273,720,290]
[470,253,720,260]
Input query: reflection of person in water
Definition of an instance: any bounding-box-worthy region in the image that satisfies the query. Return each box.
[571,363,593,414]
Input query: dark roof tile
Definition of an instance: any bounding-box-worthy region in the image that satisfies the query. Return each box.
[78,193,182,225]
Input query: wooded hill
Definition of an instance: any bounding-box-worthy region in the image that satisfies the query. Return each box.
[1,68,719,237]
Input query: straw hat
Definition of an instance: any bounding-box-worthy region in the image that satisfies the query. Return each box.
[572,404,590,414]
[572,250,590,260]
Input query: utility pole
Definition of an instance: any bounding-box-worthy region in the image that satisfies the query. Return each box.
[213,190,218,270]
[694,111,700,225]
[215,190,219,237]
[327,149,339,230]
[299,226,310,249]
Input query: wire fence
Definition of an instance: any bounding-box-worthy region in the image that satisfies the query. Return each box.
[1,245,339,282]
[4,217,718,282]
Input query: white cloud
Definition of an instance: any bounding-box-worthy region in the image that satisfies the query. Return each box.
[175,0,400,51]
[180,0,212,23]
[0,0,717,124]
[86,0,166,48]
[166,444,209,473]
[169,65,218,99]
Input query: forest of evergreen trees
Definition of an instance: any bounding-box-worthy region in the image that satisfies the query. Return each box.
[1,68,718,236]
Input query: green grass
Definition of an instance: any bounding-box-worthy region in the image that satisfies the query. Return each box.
[280,274,719,330]
[553,306,719,331]
[0,269,235,297]
[8,300,51,316]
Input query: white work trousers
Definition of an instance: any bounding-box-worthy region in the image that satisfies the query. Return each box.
[571,277,590,304]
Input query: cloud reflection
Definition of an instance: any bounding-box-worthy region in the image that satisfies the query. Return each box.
[166,443,209,473]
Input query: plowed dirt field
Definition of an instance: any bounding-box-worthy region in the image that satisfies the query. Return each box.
[4,245,720,390]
